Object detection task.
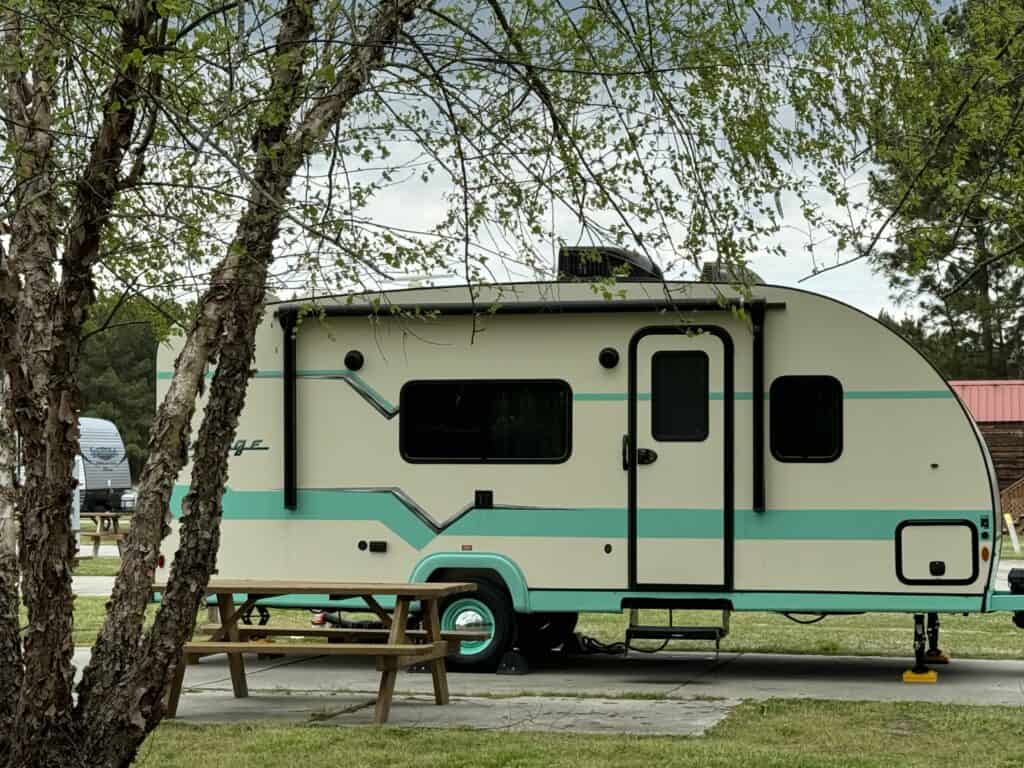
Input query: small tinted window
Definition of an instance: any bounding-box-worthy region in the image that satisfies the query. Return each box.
[651,351,709,441]
[770,375,842,462]
[400,380,571,463]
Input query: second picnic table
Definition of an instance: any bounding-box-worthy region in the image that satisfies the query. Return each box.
[80,511,130,556]
[158,579,478,724]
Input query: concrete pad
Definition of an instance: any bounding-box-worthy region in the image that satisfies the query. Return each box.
[70,640,1024,733]
[658,651,1024,706]
[160,648,1024,707]
[89,646,1024,709]
[169,690,734,734]
[81,544,121,558]
[73,576,115,596]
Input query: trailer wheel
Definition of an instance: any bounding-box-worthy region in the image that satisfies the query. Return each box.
[439,579,513,671]
[517,612,579,653]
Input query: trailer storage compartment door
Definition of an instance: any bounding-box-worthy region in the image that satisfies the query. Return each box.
[896,520,978,585]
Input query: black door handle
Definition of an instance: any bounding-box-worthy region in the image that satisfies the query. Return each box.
[622,434,631,471]
[637,448,658,465]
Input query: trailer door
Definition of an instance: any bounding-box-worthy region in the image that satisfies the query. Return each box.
[628,326,732,590]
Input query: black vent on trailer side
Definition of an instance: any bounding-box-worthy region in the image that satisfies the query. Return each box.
[558,246,663,281]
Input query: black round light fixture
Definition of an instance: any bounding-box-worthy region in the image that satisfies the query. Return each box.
[598,347,619,369]
[344,350,364,371]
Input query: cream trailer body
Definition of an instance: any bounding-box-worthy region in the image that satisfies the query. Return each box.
[156,253,1024,668]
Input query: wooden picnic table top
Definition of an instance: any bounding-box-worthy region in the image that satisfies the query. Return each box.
[152,578,476,599]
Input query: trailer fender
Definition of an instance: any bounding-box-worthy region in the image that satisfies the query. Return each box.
[410,553,530,612]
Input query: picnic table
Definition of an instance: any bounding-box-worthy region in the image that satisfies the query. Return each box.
[156,579,479,724]
[80,512,130,556]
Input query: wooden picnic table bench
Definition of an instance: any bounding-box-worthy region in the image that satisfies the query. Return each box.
[79,511,133,556]
[82,510,130,531]
[155,579,478,725]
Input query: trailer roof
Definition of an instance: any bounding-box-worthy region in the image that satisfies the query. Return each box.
[949,380,1024,423]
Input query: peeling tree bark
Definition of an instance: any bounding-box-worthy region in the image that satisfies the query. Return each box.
[75,1,433,764]
[75,2,319,738]
[3,17,82,756]
[1,2,162,764]
[2,0,430,764]
[0,375,21,757]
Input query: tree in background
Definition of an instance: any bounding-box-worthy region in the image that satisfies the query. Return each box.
[868,0,1024,379]
[79,295,184,478]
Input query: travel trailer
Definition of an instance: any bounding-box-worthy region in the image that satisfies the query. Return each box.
[78,416,133,513]
[156,248,1024,673]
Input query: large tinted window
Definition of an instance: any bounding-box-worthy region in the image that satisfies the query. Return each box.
[770,375,843,462]
[400,380,572,463]
[651,351,709,441]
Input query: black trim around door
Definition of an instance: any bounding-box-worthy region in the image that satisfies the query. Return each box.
[282,310,298,510]
[628,325,734,591]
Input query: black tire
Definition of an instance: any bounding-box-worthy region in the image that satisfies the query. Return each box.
[517,612,579,654]
[438,578,514,671]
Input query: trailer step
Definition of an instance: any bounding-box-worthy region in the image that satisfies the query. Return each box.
[625,608,730,652]
[626,625,727,642]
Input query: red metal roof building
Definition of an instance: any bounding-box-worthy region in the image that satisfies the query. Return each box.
[949,380,1024,496]
[950,380,1024,423]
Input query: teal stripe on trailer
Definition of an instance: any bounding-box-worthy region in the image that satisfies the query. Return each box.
[176,487,991,546]
[985,592,1024,612]
[637,508,723,538]
[157,369,958,402]
[573,390,954,401]
[441,507,722,539]
[170,485,436,549]
[844,390,955,399]
[735,508,990,541]
[443,507,626,538]
[526,590,984,614]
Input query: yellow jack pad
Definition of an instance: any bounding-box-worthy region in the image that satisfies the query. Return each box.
[902,669,938,683]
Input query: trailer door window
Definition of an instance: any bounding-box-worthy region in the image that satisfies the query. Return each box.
[400,379,571,463]
[770,375,843,462]
[651,351,709,441]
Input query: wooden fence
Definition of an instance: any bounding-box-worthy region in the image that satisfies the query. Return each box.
[1003,476,1024,532]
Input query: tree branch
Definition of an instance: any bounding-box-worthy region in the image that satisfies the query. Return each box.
[801,21,1024,283]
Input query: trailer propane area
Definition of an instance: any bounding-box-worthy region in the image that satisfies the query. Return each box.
[155,247,1024,682]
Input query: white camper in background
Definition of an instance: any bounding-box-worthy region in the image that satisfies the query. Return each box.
[71,454,84,550]
[77,417,132,513]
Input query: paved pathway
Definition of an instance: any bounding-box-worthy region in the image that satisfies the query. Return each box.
[73,576,116,596]
[66,560,1023,729]
[70,641,1024,731]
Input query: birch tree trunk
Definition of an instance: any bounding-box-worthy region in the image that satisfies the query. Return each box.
[71,1,431,764]
[0,375,20,755]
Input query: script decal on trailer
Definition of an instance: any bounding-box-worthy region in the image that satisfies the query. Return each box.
[231,439,270,457]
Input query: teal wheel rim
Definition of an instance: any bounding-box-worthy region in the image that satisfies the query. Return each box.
[441,598,496,656]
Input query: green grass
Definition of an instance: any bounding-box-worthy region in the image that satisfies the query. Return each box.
[18,596,158,645]
[73,557,121,577]
[132,699,1024,767]
[577,608,1024,659]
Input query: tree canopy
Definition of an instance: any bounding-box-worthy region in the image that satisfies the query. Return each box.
[0,1,991,766]
[79,294,184,478]
[867,0,1024,378]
